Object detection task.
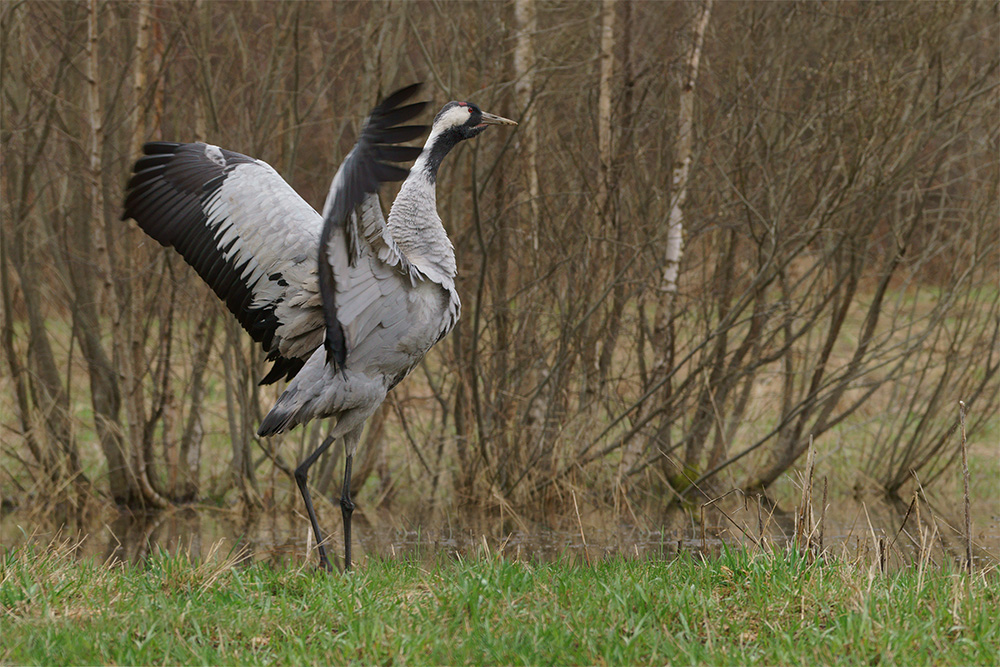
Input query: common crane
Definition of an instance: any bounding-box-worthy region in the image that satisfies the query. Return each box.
[122,84,515,571]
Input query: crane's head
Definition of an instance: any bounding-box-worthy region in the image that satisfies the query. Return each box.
[432,101,517,141]
[415,100,516,182]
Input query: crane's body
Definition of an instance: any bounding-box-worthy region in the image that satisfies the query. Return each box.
[123,85,515,570]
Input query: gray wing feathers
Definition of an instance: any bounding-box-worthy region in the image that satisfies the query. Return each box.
[325,193,459,379]
[326,212,415,361]
[207,162,326,360]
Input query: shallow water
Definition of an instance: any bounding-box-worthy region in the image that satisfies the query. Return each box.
[3,489,996,571]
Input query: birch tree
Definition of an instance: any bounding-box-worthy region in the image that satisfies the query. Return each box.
[514,0,539,247]
[619,0,712,484]
[595,0,616,220]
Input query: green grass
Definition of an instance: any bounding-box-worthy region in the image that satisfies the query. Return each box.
[2,544,997,666]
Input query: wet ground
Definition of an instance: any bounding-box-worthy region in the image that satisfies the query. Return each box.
[3,489,997,571]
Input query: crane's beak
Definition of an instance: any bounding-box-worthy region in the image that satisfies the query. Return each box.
[478,111,517,127]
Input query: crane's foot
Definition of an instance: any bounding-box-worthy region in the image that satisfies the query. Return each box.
[317,554,334,573]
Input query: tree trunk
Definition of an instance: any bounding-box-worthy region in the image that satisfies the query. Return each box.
[73,0,135,503]
[595,0,616,219]
[118,0,156,500]
[514,0,539,248]
[622,0,712,482]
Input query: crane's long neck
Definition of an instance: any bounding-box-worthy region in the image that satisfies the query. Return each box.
[386,129,461,285]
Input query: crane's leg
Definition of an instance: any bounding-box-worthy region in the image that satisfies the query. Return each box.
[341,453,355,571]
[294,434,336,572]
[340,427,363,572]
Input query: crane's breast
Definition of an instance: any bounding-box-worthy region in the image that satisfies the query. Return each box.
[397,281,452,357]
[342,275,455,384]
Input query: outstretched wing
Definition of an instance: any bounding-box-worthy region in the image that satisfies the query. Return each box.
[317,84,432,371]
[122,141,327,383]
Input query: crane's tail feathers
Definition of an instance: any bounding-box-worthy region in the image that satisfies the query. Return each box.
[257,382,305,436]
[257,404,296,437]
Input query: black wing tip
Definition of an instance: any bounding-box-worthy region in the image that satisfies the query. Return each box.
[372,163,410,183]
[323,322,347,371]
[142,141,182,154]
[318,250,348,372]
[377,83,423,111]
[375,145,424,163]
[122,142,187,220]
[368,84,430,152]
[259,356,304,386]
[361,85,431,186]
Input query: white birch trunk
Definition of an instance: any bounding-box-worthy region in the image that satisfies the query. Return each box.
[194,0,208,142]
[514,0,540,248]
[86,0,109,306]
[619,0,712,481]
[595,0,616,219]
[657,0,712,304]
[128,0,151,159]
[581,0,617,411]
[97,0,168,508]
[122,0,156,503]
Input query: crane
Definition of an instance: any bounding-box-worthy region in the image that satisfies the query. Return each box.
[122,84,516,571]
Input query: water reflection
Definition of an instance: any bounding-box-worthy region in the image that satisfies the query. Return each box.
[2,492,996,570]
